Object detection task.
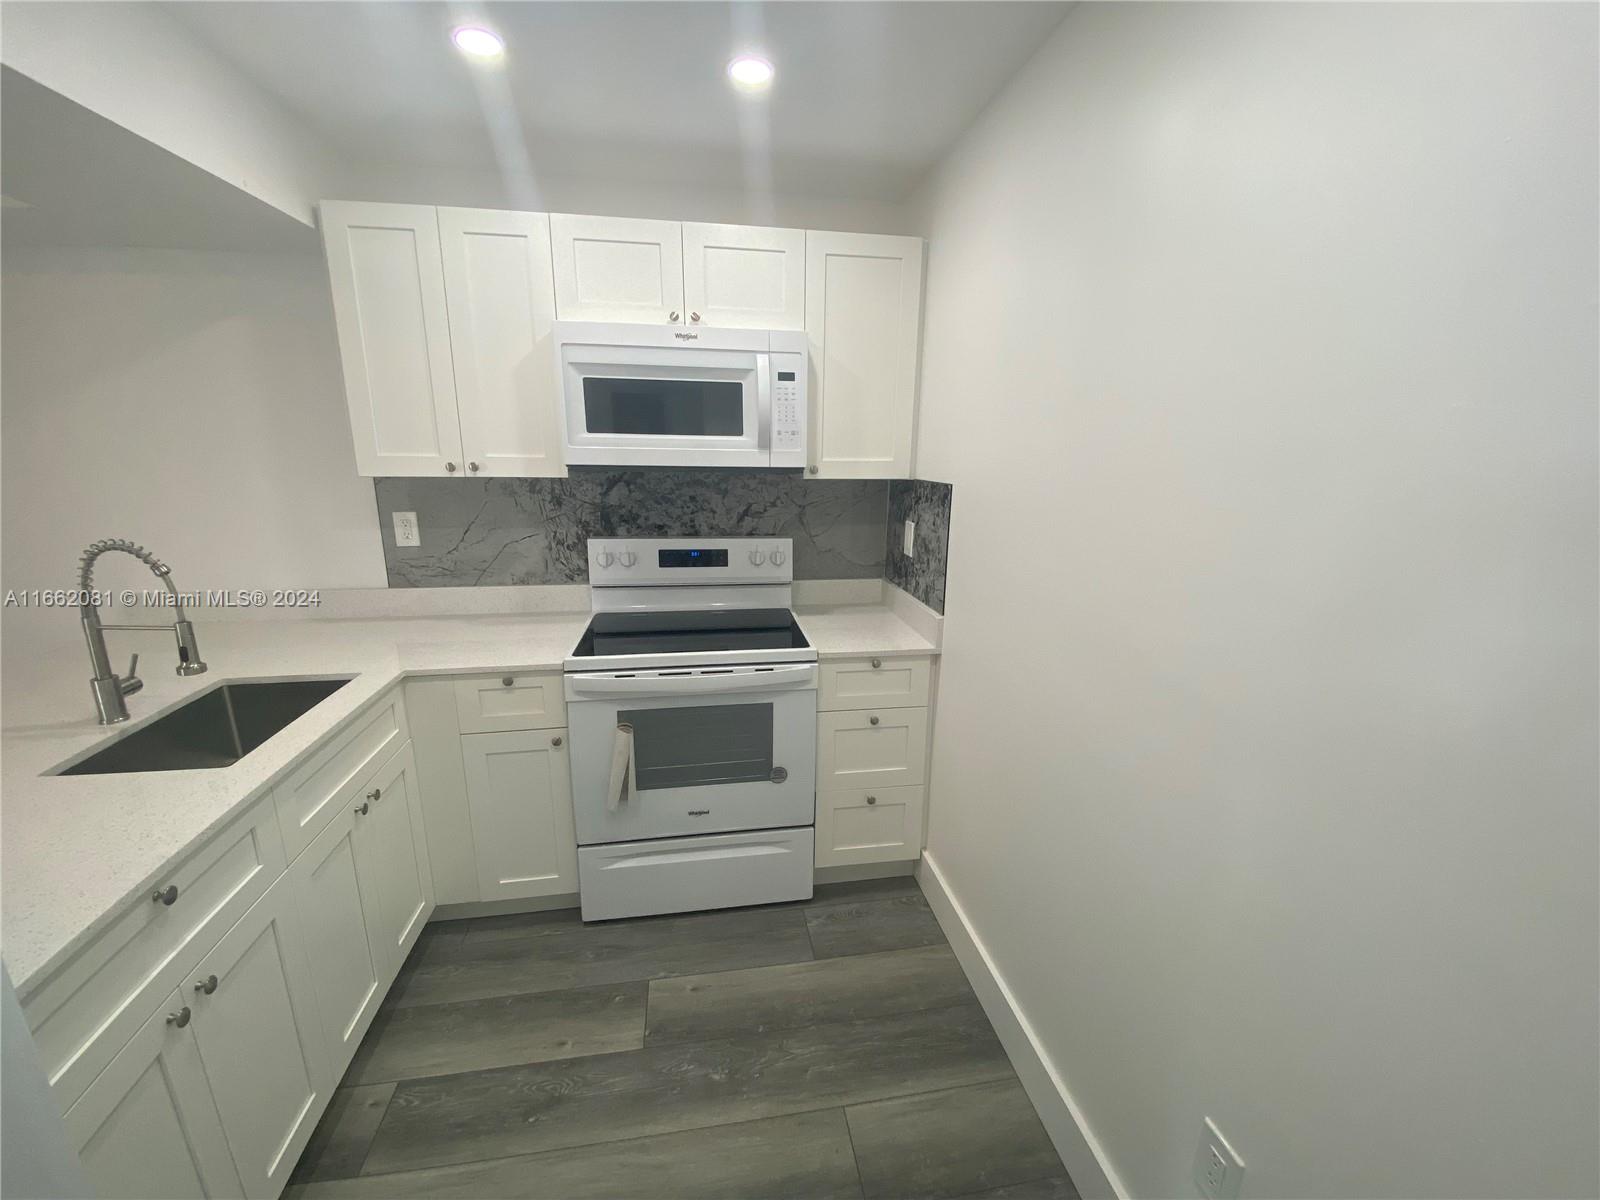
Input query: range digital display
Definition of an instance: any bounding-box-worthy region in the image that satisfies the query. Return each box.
[658,548,729,568]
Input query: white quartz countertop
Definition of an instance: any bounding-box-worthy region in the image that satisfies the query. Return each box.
[1,603,934,994]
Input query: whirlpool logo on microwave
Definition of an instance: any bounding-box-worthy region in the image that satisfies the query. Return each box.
[687,808,711,816]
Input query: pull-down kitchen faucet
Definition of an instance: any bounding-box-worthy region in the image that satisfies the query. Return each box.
[78,539,207,724]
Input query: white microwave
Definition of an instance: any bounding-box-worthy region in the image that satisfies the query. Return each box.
[554,322,808,469]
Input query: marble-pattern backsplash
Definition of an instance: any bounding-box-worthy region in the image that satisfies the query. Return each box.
[376,470,888,587]
[886,479,953,614]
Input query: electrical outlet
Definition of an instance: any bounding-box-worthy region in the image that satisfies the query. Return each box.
[392,511,420,548]
[1193,1118,1244,1200]
[902,519,916,557]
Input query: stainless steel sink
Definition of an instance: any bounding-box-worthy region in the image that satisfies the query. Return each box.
[56,678,352,775]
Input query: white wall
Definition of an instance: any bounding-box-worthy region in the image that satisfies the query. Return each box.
[1,245,386,665]
[911,4,1598,1199]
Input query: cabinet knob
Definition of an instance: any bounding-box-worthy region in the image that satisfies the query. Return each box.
[869,715,880,726]
[870,657,882,669]
[445,461,457,473]
[152,884,179,906]
[502,676,515,687]
[354,801,370,816]
[668,310,680,323]
[367,787,381,803]
[468,461,480,473]
[690,312,701,323]
[866,795,878,806]
[194,974,218,995]
[551,735,563,747]
[808,465,819,475]
[166,1006,191,1028]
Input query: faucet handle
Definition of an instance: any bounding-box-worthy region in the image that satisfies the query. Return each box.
[119,653,143,697]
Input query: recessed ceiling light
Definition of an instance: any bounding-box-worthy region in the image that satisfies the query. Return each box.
[451,25,505,60]
[726,54,775,92]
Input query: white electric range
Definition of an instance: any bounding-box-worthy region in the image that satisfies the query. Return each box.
[563,537,817,920]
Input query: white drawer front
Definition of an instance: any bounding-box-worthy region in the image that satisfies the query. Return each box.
[818,656,931,711]
[274,690,408,860]
[577,827,814,921]
[816,785,925,867]
[817,707,929,791]
[454,673,566,734]
[24,795,286,1111]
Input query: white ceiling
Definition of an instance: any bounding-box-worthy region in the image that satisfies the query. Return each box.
[165,1,1071,201]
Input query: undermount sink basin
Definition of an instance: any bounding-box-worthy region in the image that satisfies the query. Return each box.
[56,678,352,775]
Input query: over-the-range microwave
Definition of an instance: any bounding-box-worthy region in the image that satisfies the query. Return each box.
[553,321,807,469]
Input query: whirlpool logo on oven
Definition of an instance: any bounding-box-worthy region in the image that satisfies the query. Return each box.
[687,808,711,817]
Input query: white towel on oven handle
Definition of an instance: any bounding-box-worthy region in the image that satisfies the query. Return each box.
[606,722,636,812]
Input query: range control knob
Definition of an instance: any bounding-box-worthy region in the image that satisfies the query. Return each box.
[618,550,638,567]
[748,549,766,566]
[595,549,616,568]
[769,547,787,566]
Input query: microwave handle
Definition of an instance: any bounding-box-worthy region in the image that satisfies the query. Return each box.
[569,665,816,698]
[756,353,773,456]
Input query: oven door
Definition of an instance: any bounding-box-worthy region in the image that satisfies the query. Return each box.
[565,664,816,844]
[560,342,771,467]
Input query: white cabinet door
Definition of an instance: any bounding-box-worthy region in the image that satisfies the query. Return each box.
[816,707,930,791]
[682,222,805,330]
[804,231,924,478]
[357,744,435,970]
[320,201,463,477]
[290,805,386,1074]
[816,785,926,868]
[65,992,244,1200]
[551,214,684,324]
[438,207,565,478]
[461,728,578,901]
[187,878,328,1199]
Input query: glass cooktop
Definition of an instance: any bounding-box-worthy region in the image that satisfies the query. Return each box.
[571,608,811,658]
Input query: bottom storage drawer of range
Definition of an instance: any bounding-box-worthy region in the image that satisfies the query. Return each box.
[815,785,925,867]
[577,827,814,921]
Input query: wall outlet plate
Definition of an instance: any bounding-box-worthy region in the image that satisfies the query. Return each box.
[1193,1117,1245,1200]
[902,519,916,557]
[392,511,421,548]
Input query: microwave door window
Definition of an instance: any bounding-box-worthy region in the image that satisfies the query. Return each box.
[620,703,774,790]
[583,378,745,437]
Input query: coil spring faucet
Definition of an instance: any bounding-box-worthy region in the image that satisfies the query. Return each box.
[79,539,207,724]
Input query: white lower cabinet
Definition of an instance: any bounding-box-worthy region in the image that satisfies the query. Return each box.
[461,728,578,901]
[358,744,434,970]
[816,785,926,867]
[817,706,929,791]
[186,875,329,1199]
[65,991,244,1200]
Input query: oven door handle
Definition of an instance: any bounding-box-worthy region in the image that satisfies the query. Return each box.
[568,665,817,698]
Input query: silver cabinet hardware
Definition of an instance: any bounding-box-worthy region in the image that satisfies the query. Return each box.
[194,974,218,995]
[869,715,880,725]
[866,795,878,806]
[871,657,882,669]
[668,310,680,322]
[501,676,514,687]
[468,462,480,473]
[445,461,457,473]
[166,1007,191,1028]
[690,312,701,323]
[367,787,381,803]
[354,801,370,816]
[551,736,563,747]
[808,465,819,475]
[152,885,179,906]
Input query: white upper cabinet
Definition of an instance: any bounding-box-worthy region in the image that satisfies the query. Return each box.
[438,208,565,478]
[804,231,925,478]
[321,201,464,476]
[682,222,806,330]
[550,214,685,324]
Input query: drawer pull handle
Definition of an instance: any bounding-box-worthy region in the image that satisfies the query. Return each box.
[869,715,880,726]
[152,885,179,906]
[367,787,382,802]
[871,657,882,669]
[501,676,515,687]
[551,735,563,747]
[194,974,218,995]
[354,801,370,816]
[866,795,878,805]
[166,1007,191,1028]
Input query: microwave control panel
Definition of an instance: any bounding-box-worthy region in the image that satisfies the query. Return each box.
[768,346,807,468]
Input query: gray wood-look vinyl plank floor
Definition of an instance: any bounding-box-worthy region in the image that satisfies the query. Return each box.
[289,877,1073,1198]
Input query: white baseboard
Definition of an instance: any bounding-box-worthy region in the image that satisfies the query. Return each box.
[917,851,1127,1200]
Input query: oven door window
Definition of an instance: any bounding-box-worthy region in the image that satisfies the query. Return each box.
[621,702,774,790]
[583,377,745,437]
